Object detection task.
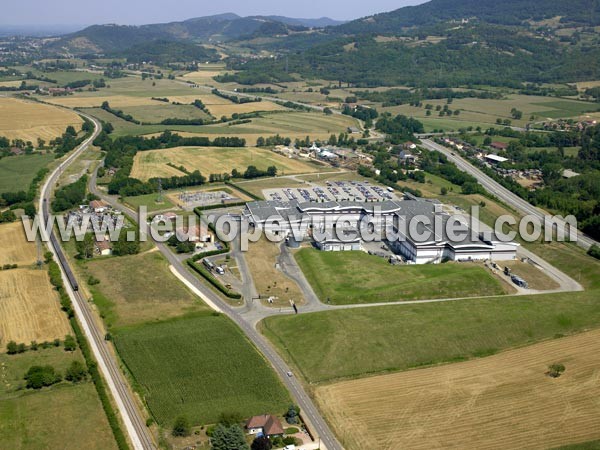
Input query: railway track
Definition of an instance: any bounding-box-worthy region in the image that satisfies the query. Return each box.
[38,113,155,450]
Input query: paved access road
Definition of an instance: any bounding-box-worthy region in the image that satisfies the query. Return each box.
[421,139,599,250]
[39,113,156,450]
[88,173,343,450]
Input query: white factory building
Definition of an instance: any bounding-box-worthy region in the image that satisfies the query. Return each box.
[243,196,518,264]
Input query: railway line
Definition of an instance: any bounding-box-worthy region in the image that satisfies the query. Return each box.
[38,113,155,450]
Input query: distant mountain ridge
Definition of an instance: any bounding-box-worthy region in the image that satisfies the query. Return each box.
[48,13,344,55]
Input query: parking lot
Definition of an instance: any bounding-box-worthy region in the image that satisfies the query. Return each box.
[263,180,400,203]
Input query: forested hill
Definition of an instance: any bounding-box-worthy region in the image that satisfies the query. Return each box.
[334,0,600,34]
[46,13,341,55]
[222,0,600,88]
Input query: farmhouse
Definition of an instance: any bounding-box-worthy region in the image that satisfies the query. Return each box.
[246,415,284,438]
[90,199,110,213]
[490,141,509,151]
[243,196,518,263]
[95,238,112,256]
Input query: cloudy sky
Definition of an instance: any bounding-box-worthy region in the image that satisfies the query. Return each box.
[2,0,426,26]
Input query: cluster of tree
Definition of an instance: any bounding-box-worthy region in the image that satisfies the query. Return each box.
[116,39,220,65]
[237,87,278,94]
[52,122,94,157]
[256,135,292,147]
[101,101,141,124]
[375,113,424,143]
[6,337,64,355]
[231,165,277,180]
[214,70,294,86]
[23,360,87,390]
[0,80,39,92]
[192,99,212,115]
[212,88,261,104]
[356,88,503,107]
[342,104,379,127]
[275,100,312,111]
[103,68,126,79]
[0,210,17,223]
[420,149,485,195]
[51,175,88,212]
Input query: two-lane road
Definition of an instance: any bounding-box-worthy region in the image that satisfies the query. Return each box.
[88,172,343,450]
[421,139,599,250]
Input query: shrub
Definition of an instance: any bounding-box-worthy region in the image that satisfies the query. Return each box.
[547,363,566,378]
[65,360,87,382]
[6,340,18,354]
[172,416,191,437]
[63,334,77,352]
[24,365,62,389]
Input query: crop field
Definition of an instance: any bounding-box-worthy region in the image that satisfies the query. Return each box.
[316,328,600,450]
[0,348,116,450]
[0,269,71,347]
[0,222,38,266]
[118,104,212,123]
[82,250,207,328]
[130,146,325,181]
[87,102,357,141]
[180,68,228,84]
[113,313,290,426]
[0,97,83,142]
[245,238,306,307]
[206,100,288,118]
[295,249,506,305]
[380,95,598,131]
[45,94,160,108]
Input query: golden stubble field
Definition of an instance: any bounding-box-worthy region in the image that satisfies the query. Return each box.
[0,270,70,347]
[130,146,323,181]
[0,97,83,142]
[0,222,37,266]
[0,223,71,347]
[316,328,600,450]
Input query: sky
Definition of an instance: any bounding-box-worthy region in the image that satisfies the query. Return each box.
[1,0,426,27]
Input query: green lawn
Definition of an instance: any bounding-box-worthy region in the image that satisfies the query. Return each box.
[262,242,600,383]
[0,153,54,194]
[113,313,291,426]
[294,249,506,304]
[0,347,116,450]
[119,104,212,123]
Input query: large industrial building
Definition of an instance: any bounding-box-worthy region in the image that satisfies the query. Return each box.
[243,196,519,264]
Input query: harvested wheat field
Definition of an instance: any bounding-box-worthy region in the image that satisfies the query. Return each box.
[45,95,158,108]
[316,328,600,450]
[131,146,322,181]
[0,222,37,266]
[0,97,82,142]
[0,269,70,347]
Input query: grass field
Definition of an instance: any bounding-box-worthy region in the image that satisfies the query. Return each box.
[0,269,71,348]
[380,95,598,131]
[123,192,177,212]
[82,250,208,328]
[130,146,326,181]
[118,104,212,123]
[316,328,600,450]
[245,239,305,307]
[0,153,54,194]
[261,242,600,384]
[294,249,506,305]
[206,100,288,118]
[0,348,116,450]
[113,313,290,426]
[0,97,83,142]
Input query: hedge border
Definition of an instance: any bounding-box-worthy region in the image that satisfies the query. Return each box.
[186,260,241,299]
